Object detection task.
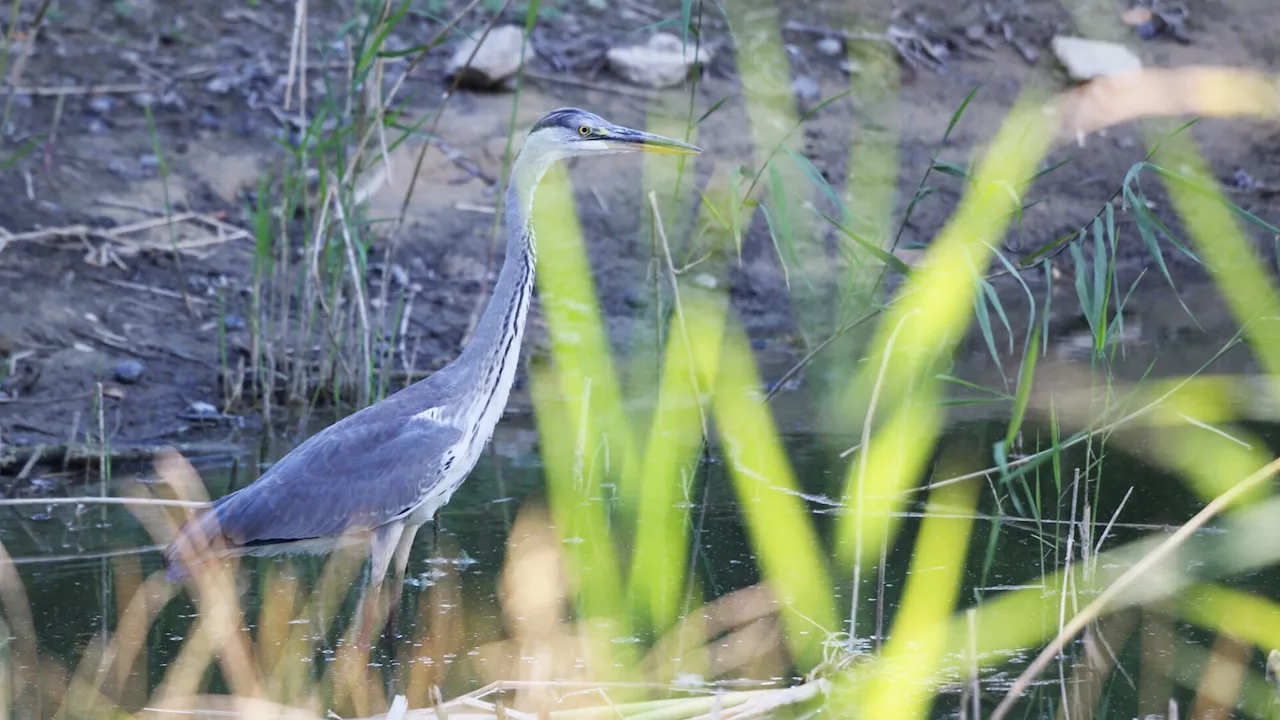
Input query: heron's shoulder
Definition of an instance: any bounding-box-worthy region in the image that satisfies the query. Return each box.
[252,406,457,479]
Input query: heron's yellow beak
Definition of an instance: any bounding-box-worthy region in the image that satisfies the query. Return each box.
[605,128,701,155]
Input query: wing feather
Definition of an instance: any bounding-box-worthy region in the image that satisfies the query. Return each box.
[168,413,460,568]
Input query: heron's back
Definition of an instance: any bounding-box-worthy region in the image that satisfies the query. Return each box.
[164,378,466,579]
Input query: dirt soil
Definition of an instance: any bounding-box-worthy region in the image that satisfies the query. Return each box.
[2,0,1279,473]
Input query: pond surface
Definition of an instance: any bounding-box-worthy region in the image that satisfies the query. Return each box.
[6,406,1280,718]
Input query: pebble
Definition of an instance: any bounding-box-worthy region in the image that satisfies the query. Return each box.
[205,76,233,94]
[197,110,221,130]
[1231,169,1257,190]
[693,273,718,290]
[139,154,160,170]
[1050,36,1141,81]
[87,96,114,114]
[131,91,157,108]
[792,75,821,102]
[816,37,843,57]
[161,90,186,111]
[187,401,218,417]
[114,359,146,384]
[223,314,247,331]
[87,119,108,135]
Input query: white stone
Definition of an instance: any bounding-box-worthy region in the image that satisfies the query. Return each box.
[816,37,843,57]
[607,32,712,89]
[447,25,525,89]
[1050,36,1141,82]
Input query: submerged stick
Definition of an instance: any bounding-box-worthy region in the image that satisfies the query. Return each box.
[0,441,243,472]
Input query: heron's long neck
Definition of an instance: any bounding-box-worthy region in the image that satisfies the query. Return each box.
[451,156,542,440]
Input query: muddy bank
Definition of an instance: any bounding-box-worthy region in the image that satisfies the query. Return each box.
[2,0,1279,481]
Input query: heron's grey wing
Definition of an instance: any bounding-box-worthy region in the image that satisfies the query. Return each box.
[210,417,461,545]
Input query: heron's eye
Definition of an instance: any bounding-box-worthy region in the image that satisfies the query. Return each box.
[577,125,591,137]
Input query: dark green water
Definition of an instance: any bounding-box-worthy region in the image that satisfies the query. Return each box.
[6,412,1280,718]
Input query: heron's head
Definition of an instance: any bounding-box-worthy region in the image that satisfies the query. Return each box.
[524,107,701,161]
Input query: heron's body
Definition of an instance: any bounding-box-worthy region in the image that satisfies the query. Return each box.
[164,109,699,623]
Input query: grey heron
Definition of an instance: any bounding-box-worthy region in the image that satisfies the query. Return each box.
[164,108,700,632]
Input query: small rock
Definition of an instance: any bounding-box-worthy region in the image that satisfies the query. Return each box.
[607,33,713,89]
[139,154,160,170]
[197,110,221,130]
[114,359,145,384]
[205,76,233,94]
[1230,169,1256,190]
[1050,36,1141,81]
[446,25,525,89]
[223,313,247,331]
[160,90,186,111]
[693,273,718,290]
[791,75,821,102]
[131,91,157,108]
[87,95,114,114]
[87,119,108,135]
[816,37,843,57]
[187,401,218,417]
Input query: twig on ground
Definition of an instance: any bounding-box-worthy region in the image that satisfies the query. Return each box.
[4,82,153,97]
[90,277,211,304]
[0,212,251,263]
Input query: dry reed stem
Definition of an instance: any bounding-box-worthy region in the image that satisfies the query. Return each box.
[1189,633,1249,719]
[330,186,375,407]
[283,0,307,112]
[849,308,920,637]
[989,454,1280,720]
[0,536,39,716]
[1055,66,1280,143]
[149,451,265,703]
[648,191,709,439]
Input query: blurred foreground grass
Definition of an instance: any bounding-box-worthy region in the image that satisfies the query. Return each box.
[8,1,1280,718]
